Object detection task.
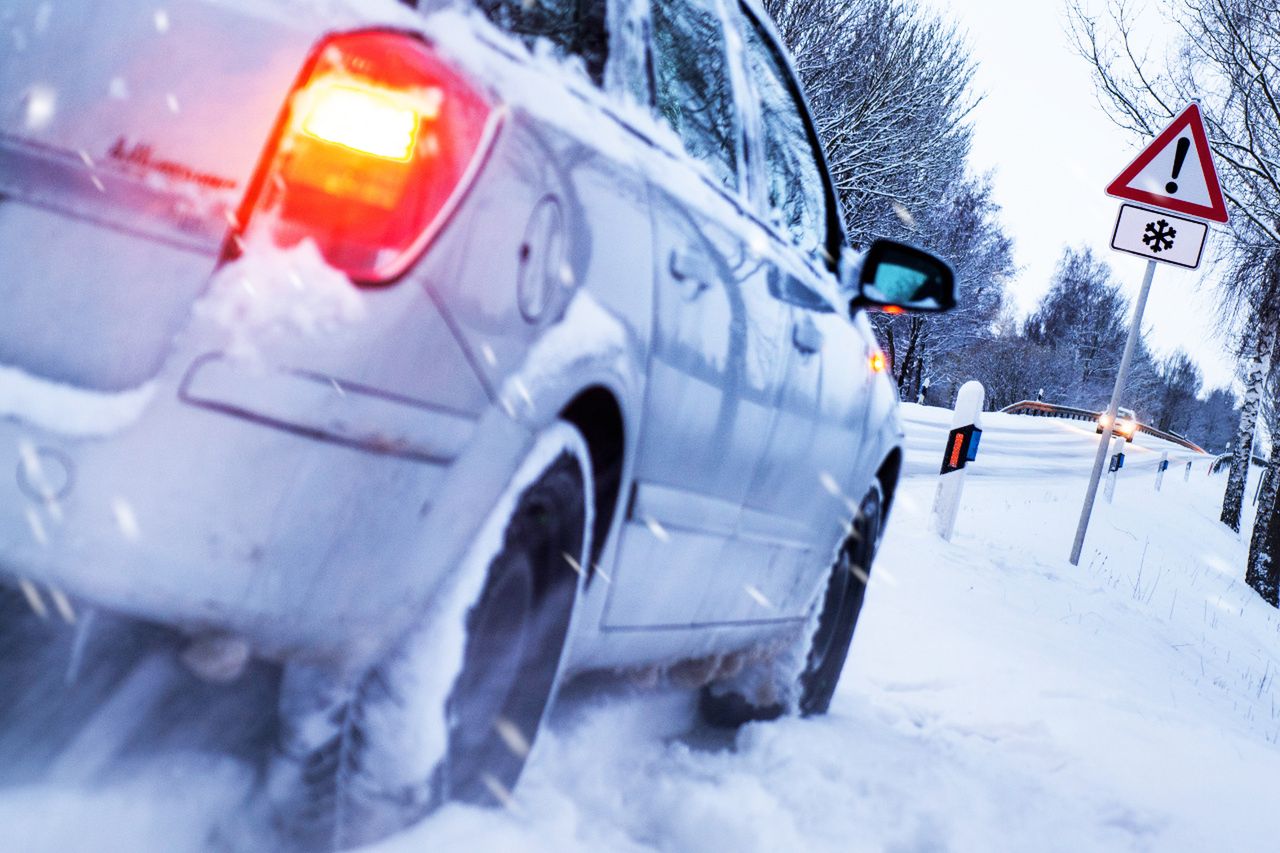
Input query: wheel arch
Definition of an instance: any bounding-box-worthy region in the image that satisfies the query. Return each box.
[875,447,903,522]
[559,385,626,575]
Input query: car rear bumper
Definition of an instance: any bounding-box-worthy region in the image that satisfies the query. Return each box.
[0,275,533,668]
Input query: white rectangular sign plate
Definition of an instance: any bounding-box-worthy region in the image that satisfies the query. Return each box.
[1109,203,1208,269]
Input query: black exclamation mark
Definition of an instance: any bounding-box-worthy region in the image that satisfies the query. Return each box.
[1166,137,1190,194]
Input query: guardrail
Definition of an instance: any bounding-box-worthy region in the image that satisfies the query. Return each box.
[1000,400,1098,423]
[1210,451,1269,473]
[1000,400,1206,453]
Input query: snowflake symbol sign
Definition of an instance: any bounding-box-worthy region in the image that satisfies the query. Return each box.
[1142,219,1177,253]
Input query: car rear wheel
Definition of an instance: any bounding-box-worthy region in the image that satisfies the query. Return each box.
[700,482,883,726]
[269,423,591,850]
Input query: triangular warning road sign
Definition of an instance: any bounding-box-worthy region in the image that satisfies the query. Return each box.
[1106,103,1229,224]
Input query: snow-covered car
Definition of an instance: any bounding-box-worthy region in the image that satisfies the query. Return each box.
[1097,406,1138,441]
[0,0,955,845]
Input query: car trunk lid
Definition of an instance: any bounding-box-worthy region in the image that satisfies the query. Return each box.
[0,0,327,390]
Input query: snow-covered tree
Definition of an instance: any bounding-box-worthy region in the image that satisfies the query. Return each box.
[1069,0,1280,243]
[1066,0,1280,563]
[1191,387,1241,453]
[763,0,977,248]
[954,325,1060,410]
[1023,247,1129,407]
[763,0,1012,400]
[1212,236,1280,533]
[1247,392,1280,604]
[1154,351,1202,433]
[874,173,1015,400]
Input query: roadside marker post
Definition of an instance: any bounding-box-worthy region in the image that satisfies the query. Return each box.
[1185,460,1192,482]
[1156,451,1169,491]
[1070,103,1229,566]
[916,377,931,405]
[933,380,984,542]
[1103,435,1126,504]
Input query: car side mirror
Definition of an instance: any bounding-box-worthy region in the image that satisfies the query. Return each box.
[844,239,957,315]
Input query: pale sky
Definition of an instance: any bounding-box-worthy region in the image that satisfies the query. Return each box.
[919,0,1238,392]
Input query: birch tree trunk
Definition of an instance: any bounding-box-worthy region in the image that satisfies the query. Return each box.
[1222,326,1267,531]
[1246,401,1280,605]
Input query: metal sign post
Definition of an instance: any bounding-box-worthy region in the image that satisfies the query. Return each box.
[1071,102,1229,566]
[1069,259,1156,565]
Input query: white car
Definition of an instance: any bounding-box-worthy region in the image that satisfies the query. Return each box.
[1097,406,1138,441]
[0,0,956,846]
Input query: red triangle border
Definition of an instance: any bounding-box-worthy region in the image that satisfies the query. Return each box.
[1105,103,1229,224]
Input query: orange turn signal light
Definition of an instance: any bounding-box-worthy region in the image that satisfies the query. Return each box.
[870,351,887,373]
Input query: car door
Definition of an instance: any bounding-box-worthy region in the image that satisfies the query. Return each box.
[602,0,793,628]
[732,7,880,617]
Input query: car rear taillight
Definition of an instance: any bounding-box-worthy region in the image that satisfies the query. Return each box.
[239,31,496,284]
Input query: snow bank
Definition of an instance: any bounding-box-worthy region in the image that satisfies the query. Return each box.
[7,403,1280,853]
[360,406,1280,853]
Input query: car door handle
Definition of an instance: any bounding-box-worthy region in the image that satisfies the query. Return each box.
[792,314,823,356]
[669,249,716,301]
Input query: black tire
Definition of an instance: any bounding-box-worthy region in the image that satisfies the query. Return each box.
[797,483,882,716]
[438,449,585,805]
[272,427,590,851]
[700,482,883,726]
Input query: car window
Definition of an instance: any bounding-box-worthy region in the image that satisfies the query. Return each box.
[649,0,741,191]
[475,0,608,86]
[740,14,827,251]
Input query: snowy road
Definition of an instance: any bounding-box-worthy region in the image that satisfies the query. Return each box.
[5,405,1278,852]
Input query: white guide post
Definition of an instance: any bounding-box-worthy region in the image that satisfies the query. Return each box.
[1103,435,1125,504]
[1184,460,1192,482]
[1155,451,1169,491]
[932,380,984,541]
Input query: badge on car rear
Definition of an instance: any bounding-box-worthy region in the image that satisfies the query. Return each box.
[108,136,237,191]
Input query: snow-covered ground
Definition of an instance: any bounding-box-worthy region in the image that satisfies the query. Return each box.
[5,405,1278,852]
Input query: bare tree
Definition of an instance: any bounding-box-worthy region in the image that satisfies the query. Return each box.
[1024,247,1130,405]
[1213,232,1280,529]
[1069,0,1280,242]
[1155,351,1203,432]
[1068,0,1280,550]
[1246,364,1280,603]
[762,0,1010,400]
[764,0,979,247]
[874,172,1015,399]
[1192,387,1242,452]
[941,244,1237,445]
[1222,323,1266,529]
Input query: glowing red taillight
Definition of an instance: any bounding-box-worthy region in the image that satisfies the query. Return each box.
[239,31,496,284]
[299,80,422,162]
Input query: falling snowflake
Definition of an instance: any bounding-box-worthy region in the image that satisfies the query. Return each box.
[1142,219,1177,253]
